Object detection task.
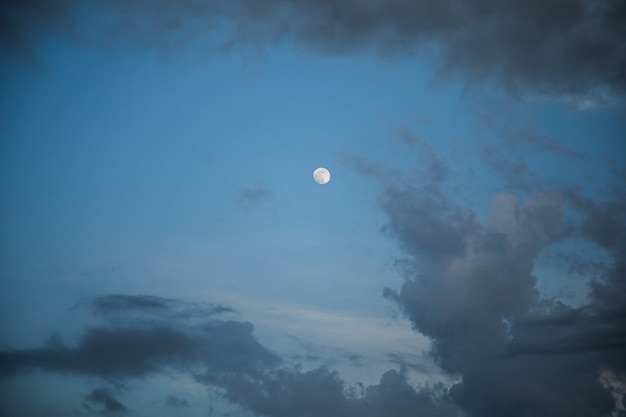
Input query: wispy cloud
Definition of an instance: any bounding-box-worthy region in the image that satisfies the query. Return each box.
[234,184,274,211]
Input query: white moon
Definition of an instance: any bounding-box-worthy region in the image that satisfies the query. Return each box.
[313,167,331,185]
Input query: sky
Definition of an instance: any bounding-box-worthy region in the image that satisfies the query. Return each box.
[0,1,625,416]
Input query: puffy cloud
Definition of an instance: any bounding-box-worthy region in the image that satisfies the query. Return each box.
[214,366,457,417]
[381,177,625,416]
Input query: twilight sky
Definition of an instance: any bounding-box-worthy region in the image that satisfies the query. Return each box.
[1,1,625,416]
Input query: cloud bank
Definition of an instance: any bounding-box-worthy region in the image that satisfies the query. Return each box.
[375,136,626,416]
[2,0,625,98]
[0,294,458,416]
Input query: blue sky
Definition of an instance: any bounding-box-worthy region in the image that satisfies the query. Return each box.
[1,2,625,416]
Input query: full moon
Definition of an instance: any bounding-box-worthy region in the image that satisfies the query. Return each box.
[313,167,331,185]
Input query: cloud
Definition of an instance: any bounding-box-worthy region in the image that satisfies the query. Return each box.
[86,293,238,321]
[476,109,586,160]
[380,166,626,416]
[0,295,280,380]
[214,366,458,417]
[234,184,274,211]
[4,285,622,416]
[83,388,128,415]
[165,395,190,408]
[397,126,449,186]
[2,0,624,98]
[474,108,588,194]
[505,303,626,358]
[337,152,402,181]
[0,293,460,416]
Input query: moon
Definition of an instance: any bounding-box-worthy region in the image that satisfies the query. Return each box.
[313,167,331,185]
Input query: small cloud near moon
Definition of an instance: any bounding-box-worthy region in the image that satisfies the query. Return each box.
[313,167,331,185]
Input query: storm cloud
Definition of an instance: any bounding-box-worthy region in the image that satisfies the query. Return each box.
[2,0,624,98]
[380,161,626,416]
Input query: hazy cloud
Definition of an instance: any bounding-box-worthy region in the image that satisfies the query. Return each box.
[477,110,586,159]
[165,395,190,408]
[83,388,128,415]
[483,148,536,193]
[397,126,449,185]
[2,0,624,98]
[235,184,274,211]
[87,294,238,321]
[337,152,402,181]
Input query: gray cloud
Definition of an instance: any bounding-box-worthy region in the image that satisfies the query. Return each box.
[83,388,128,415]
[483,148,536,193]
[477,109,586,159]
[165,395,190,408]
[214,367,458,417]
[0,295,279,380]
[2,0,624,98]
[397,126,449,185]
[381,168,625,416]
[476,109,589,194]
[1,293,463,416]
[86,294,238,321]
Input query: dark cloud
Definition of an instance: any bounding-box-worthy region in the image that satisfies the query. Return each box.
[0,295,279,380]
[381,185,478,265]
[165,394,190,408]
[2,0,624,98]
[215,366,457,417]
[83,388,128,415]
[0,293,459,416]
[86,294,237,321]
[0,321,279,379]
[506,303,626,359]
[381,169,626,416]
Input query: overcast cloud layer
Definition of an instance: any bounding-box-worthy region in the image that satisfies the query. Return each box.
[2,0,625,99]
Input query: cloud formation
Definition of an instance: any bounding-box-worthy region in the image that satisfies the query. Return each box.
[2,0,624,98]
[214,367,457,417]
[380,153,626,416]
[0,295,279,380]
[0,294,460,416]
[83,388,128,415]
